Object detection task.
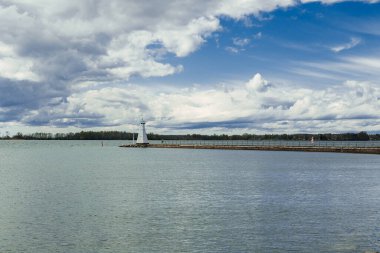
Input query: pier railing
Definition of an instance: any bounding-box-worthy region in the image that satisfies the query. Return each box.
[127,140,380,148]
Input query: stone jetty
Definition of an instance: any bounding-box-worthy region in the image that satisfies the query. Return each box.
[120,143,380,155]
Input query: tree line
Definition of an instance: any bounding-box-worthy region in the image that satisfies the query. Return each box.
[1,131,379,141]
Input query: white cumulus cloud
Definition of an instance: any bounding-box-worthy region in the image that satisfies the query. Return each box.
[21,74,380,133]
[1,0,379,132]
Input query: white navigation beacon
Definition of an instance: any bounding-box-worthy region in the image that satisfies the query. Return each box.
[136,118,149,145]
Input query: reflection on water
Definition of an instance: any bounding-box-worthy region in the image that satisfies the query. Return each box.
[0,140,379,252]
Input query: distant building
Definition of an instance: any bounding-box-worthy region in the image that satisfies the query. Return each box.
[136,118,149,145]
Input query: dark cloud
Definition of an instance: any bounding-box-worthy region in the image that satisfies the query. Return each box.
[0,78,68,108]
[0,77,70,123]
[154,117,272,130]
[25,113,109,128]
[152,113,380,131]
[261,101,293,110]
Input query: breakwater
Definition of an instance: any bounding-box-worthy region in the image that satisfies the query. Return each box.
[120,144,380,155]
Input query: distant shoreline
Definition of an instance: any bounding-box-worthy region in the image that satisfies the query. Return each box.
[1,130,379,141]
[120,144,380,155]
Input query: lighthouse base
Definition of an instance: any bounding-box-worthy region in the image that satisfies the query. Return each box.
[135,143,149,147]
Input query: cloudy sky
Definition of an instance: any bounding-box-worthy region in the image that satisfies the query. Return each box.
[1,0,380,135]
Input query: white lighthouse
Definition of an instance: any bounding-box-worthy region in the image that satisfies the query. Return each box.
[136,118,149,146]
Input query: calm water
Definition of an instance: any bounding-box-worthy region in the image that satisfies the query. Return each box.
[0,140,379,253]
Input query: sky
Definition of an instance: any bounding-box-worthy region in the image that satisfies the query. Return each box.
[0,0,380,135]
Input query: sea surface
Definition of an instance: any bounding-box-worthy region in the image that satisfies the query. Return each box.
[0,140,379,253]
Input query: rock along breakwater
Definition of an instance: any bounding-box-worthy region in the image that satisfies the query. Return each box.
[120,144,380,155]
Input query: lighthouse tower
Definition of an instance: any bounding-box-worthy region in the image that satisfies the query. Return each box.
[136,118,149,146]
